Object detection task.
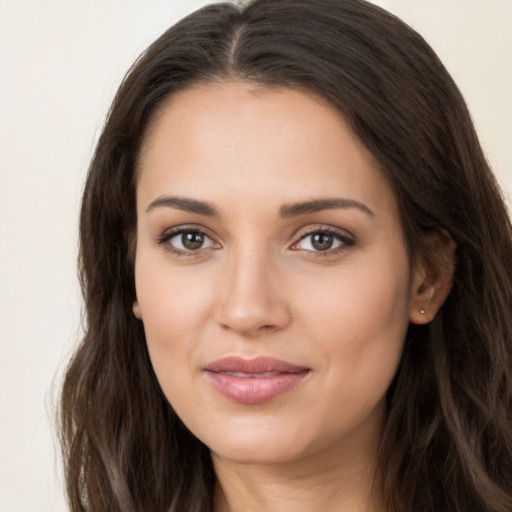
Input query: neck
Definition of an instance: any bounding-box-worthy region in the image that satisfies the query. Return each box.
[212,438,384,512]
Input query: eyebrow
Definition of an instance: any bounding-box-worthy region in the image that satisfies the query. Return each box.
[146,196,219,216]
[279,198,375,218]
[146,195,374,218]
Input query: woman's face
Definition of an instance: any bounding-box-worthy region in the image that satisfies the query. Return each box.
[133,82,424,466]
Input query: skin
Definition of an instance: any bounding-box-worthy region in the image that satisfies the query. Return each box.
[132,82,452,512]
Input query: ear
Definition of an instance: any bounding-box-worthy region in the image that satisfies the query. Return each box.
[132,300,142,320]
[409,230,456,325]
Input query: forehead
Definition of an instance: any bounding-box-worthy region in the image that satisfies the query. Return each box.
[136,81,398,221]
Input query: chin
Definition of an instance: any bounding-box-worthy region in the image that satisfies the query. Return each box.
[195,422,310,466]
[211,441,302,466]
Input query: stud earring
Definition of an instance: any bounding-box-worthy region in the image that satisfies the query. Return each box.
[420,308,425,315]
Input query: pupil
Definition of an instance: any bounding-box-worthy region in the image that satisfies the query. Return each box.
[312,233,333,251]
[182,231,204,250]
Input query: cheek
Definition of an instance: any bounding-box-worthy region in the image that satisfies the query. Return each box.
[300,249,412,387]
[133,252,217,389]
[135,244,217,324]
[304,254,410,333]
[290,258,411,441]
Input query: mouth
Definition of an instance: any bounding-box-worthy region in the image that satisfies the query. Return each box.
[203,356,311,405]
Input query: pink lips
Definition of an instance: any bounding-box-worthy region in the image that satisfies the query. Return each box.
[204,356,310,404]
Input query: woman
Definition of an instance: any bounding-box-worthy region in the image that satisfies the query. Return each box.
[59,0,512,510]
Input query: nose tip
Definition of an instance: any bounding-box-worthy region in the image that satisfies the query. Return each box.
[215,258,291,337]
[220,315,279,337]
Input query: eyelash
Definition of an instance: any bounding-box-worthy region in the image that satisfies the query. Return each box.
[291,227,355,257]
[156,225,355,257]
[157,226,218,257]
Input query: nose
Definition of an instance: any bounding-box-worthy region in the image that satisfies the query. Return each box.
[215,250,291,337]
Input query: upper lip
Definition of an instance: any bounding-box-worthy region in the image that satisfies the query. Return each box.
[204,356,309,374]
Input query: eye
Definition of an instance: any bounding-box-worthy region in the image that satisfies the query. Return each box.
[291,228,355,253]
[158,227,218,254]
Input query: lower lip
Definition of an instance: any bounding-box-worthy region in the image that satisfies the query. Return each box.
[205,371,310,404]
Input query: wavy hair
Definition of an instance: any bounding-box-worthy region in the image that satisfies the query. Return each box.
[59,0,512,510]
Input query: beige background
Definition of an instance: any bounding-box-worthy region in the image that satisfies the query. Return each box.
[0,1,510,510]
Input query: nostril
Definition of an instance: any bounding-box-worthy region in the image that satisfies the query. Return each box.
[219,322,276,334]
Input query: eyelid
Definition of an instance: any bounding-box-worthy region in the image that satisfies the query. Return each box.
[157,224,221,255]
[155,223,355,257]
[289,225,356,254]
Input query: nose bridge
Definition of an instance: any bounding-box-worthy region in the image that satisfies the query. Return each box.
[216,242,290,336]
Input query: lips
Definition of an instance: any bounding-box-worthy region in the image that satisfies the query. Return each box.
[203,356,310,404]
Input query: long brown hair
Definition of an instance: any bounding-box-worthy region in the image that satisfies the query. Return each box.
[59,1,512,510]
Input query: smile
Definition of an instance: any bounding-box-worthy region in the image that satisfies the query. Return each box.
[203,356,311,404]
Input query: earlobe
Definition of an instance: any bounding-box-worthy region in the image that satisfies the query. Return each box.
[133,300,142,320]
[409,231,456,325]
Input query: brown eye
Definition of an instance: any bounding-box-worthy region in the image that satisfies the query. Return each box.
[181,231,205,250]
[292,228,355,254]
[311,233,334,251]
[160,228,217,253]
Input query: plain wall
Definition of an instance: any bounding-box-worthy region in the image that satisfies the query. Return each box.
[0,1,510,510]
